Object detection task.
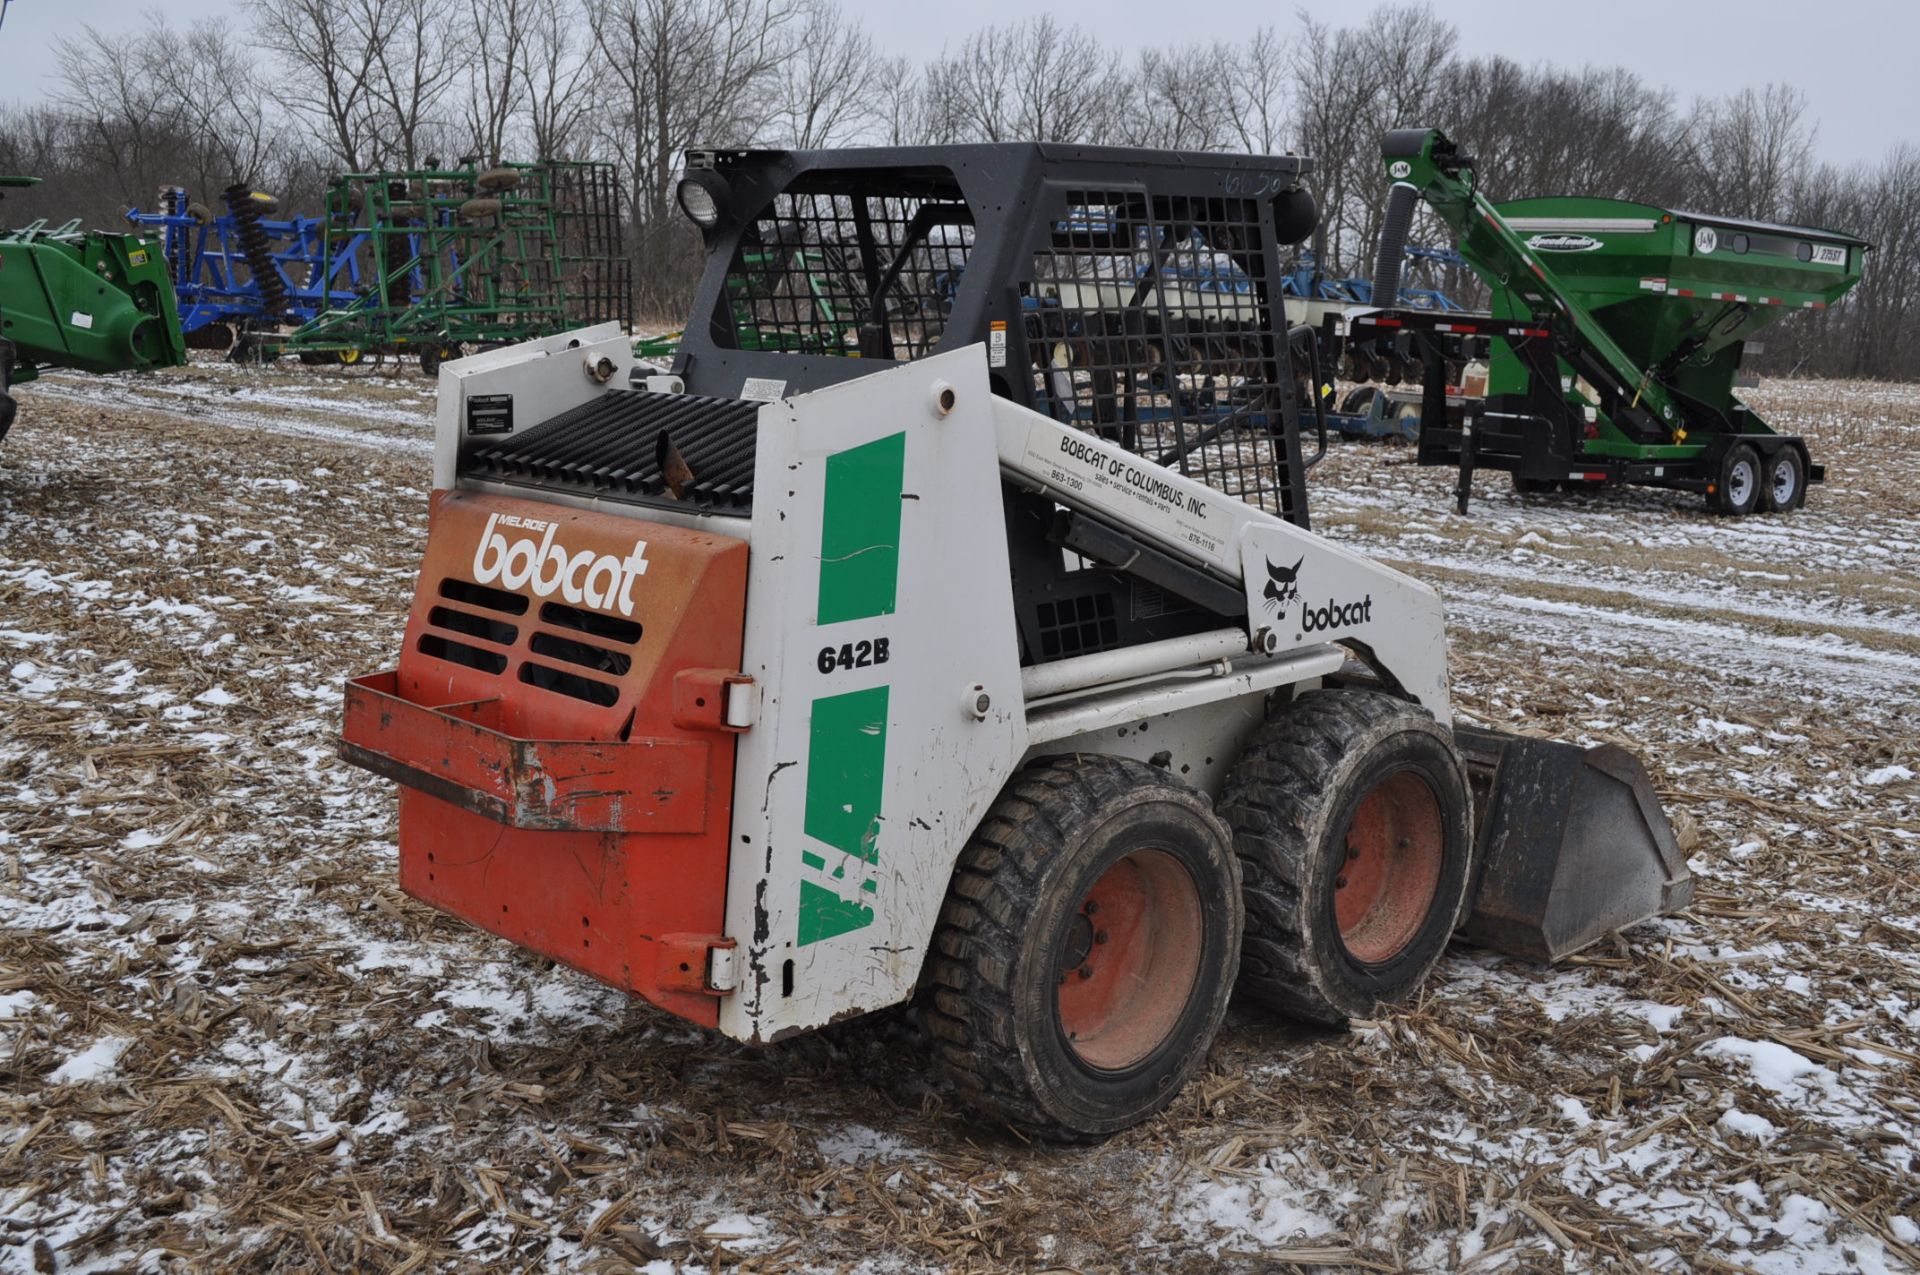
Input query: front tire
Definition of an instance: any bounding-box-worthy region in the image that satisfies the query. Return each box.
[926,756,1241,1141]
[1711,443,1763,515]
[1219,689,1474,1026]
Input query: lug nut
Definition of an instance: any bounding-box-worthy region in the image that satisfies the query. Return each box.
[1347,846,1360,860]
[1335,876,1348,889]
[1078,966,1094,980]
[1085,900,1099,915]
[1398,837,1411,848]
[1095,930,1109,945]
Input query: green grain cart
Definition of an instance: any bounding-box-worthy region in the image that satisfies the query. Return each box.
[1342,129,1869,515]
[1,177,187,444]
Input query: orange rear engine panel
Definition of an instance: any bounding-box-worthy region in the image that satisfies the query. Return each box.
[341,490,748,1026]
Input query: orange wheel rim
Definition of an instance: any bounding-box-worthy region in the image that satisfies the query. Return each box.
[1335,771,1444,964]
[1056,849,1202,1071]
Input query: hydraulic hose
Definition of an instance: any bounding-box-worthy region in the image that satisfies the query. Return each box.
[1371,181,1419,308]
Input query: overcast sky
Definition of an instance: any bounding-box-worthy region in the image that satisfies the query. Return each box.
[1,0,1912,167]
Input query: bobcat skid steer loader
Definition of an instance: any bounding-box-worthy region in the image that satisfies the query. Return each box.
[341,144,1691,1140]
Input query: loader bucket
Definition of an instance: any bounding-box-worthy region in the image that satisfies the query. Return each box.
[1454,725,1694,961]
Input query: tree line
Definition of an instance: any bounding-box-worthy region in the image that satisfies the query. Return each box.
[2,1,1912,380]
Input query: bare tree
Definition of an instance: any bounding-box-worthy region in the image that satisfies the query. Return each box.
[461,0,533,164]
[1683,84,1816,220]
[586,0,804,309]
[870,57,930,146]
[50,23,173,202]
[143,18,283,192]
[923,18,1125,144]
[249,0,385,170]
[1228,26,1293,156]
[769,1,882,148]
[518,0,599,159]
[1120,44,1236,151]
[362,0,466,167]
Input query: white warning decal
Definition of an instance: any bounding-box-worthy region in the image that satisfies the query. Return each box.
[1020,424,1223,559]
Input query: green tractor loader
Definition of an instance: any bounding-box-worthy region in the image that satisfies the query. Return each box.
[1,177,187,444]
[1338,129,1869,515]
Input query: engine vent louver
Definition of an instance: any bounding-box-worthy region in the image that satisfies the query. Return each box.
[420,576,643,708]
[428,605,517,647]
[519,662,620,707]
[418,633,507,674]
[440,577,528,614]
[541,601,642,644]
[463,390,761,512]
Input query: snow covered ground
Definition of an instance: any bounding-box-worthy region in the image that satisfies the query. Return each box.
[1,362,1915,1273]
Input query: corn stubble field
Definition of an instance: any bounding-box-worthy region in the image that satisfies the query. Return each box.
[0,364,1916,1274]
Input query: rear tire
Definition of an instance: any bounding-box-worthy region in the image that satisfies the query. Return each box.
[1219,689,1474,1027]
[1760,445,1806,513]
[1711,443,1762,515]
[926,755,1241,1142]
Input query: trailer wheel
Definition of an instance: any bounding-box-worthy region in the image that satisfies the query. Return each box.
[1510,473,1556,495]
[419,344,461,376]
[1339,385,1380,417]
[1761,446,1806,513]
[1219,689,1474,1027]
[1711,443,1762,516]
[926,755,1241,1141]
[0,392,15,444]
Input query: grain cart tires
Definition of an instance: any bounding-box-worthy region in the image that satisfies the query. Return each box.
[1219,689,1474,1027]
[1761,445,1806,513]
[926,755,1241,1142]
[1711,443,1763,516]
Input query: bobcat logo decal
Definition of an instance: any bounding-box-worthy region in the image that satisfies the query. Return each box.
[1263,556,1303,618]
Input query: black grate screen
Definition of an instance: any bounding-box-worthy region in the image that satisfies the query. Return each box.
[463,390,760,510]
[1034,592,1120,659]
[722,173,973,360]
[551,162,633,328]
[1022,190,1297,519]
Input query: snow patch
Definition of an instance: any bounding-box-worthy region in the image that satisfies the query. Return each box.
[50,1037,131,1084]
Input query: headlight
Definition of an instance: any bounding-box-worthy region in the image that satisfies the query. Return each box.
[676,172,727,228]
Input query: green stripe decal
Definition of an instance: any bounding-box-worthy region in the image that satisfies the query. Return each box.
[816,431,906,624]
[797,685,889,946]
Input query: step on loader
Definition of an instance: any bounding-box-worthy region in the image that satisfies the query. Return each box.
[341,144,1692,1140]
